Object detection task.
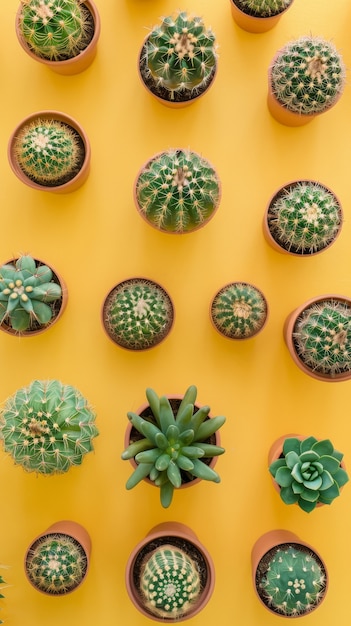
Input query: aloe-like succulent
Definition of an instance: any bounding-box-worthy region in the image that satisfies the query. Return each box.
[0,255,62,332]
[122,385,226,507]
[135,149,221,233]
[269,436,349,512]
[211,282,267,339]
[0,380,98,474]
[270,36,346,116]
[234,0,291,17]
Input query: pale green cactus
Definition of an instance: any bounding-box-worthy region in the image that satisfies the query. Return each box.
[234,0,291,17]
[211,282,267,339]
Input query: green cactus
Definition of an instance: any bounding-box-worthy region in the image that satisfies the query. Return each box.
[19,0,92,61]
[26,533,88,594]
[0,255,63,332]
[140,545,201,618]
[292,298,351,377]
[234,0,291,18]
[270,36,346,115]
[258,544,327,616]
[211,282,267,339]
[103,278,174,350]
[0,570,5,624]
[135,150,220,233]
[269,436,349,512]
[122,385,226,508]
[0,380,98,474]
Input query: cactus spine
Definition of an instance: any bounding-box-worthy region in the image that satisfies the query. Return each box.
[234,0,291,17]
[211,282,267,339]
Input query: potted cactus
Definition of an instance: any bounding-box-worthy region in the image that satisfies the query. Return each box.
[268,435,349,512]
[284,294,351,382]
[8,110,90,193]
[15,0,100,75]
[268,36,346,126]
[101,278,174,351]
[263,180,343,256]
[210,282,268,339]
[134,149,221,234]
[230,0,294,33]
[252,530,328,617]
[25,521,91,595]
[138,11,218,107]
[122,385,225,508]
[126,522,215,622]
[0,254,67,336]
[0,380,98,473]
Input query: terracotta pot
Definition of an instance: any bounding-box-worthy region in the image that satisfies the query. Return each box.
[8,111,91,194]
[230,0,293,33]
[125,522,215,622]
[15,0,100,75]
[209,281,268,340]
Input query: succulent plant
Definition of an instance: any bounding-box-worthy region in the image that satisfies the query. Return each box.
[233,0,291,18]
[122,385,226,508]
[0,570,5,624]
[140,545,201,618]
[135,150,221,234]
[0,380,98,474]
[269,436,349,512]
[26,532,88,594]
[270,36,346,116]
[0,255,63,332]
[258,544,327,616]
[103,278,174,350]
[211,282,267,339]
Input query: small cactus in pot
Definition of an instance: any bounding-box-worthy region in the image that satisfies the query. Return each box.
[230,0,293,33]
[233,0,292,17]
[210,282,268,339]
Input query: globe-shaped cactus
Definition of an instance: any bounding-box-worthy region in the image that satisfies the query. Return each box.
[210,282,268,339]
[233,0,292,18]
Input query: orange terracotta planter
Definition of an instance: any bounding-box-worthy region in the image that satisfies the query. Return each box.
[230,0,293,33]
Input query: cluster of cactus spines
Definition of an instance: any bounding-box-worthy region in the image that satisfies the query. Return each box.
[135,150,220,233]
[140,545,201,618]
[144,11,218,98]
[14,118,81,185]
[26,533,87,594]
[19,0,91,61]
[211,282,267,339]
[103,279,174,350]
[269,436,349,512]
[258,544,326,616]
[122,385,226,508]
[270,36,346,115]
[0,255,62,332]
[293,298,351,377]
[0,380,98,474]
[234,0,291,18]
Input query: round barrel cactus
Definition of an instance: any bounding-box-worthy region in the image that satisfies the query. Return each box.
[234,0,291,17]
[211,282,268,339]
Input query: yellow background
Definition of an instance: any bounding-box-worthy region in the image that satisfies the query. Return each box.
[1,0,351,623]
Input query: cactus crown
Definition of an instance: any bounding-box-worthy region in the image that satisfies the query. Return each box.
[211,282,267,339]
[103,278,174,350]
[269,436,349,512]
[0,380,98,474]
[0,255,62,332]
[122,385,226,508]
[270,36,346,115]
[135,149,220,234]
[293,298,351,377]
[267,181,342,254]
[258,544,327,616]
[26,533,87,594]
[234,0,291,18]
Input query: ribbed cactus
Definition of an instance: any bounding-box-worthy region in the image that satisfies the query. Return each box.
[267,181,342,254]
[258,545,327,616]
[0,380,98,474]
[211,282,267,339]
[140,545,201,618]
[0,255,62,332]
[234,0,291,17]
[135,150,220,233]
[270,36,346,115]
[103,278,174,350]
[26,533,87,594]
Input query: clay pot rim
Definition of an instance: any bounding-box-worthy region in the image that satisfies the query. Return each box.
[209,280,269,340]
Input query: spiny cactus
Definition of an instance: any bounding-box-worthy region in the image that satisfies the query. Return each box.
[103,278,174,350]
[0,570,5,624]
[0,255,62,332]
[140,545,201,618]
[0,380,98,474]
[233,0,291,17]
[258,544,327,616]
[270,36,346,115]
[26,533,88,594]
[269,436,349,512]
[135,150,220,233]
[211,282,267,339]
[122,385,225,508]
[267,181,342,254]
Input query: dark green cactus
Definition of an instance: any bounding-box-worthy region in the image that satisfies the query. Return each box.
[234,0,291,17]
[211,282,267,339]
